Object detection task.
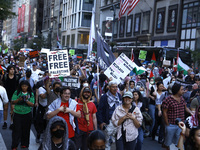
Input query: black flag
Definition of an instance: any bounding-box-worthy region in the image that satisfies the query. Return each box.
[97,31,116,70]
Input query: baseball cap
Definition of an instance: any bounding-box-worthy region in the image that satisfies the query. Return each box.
[123,91,133,99]
[83,87,90,93]
[32,62,37,66]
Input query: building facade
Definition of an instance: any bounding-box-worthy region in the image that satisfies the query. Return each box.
[99,0,200,51]
[61,0,100,51]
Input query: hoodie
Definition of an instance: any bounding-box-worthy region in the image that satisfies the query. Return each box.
[40,116,69,150]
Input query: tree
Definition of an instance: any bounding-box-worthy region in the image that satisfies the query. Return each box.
[27,33,47,50]
[191,49,200,69]
[0,0,16,20]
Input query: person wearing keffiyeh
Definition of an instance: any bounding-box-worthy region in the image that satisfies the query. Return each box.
[76,86,97,150]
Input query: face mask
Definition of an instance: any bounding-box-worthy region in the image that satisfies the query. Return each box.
[150,81,154,85]
[55,87,61,92]
[52,129,65,139]
[86,69,89,72]
[43,63,46,67]
[172,81,175,84]
[83,83,89,87]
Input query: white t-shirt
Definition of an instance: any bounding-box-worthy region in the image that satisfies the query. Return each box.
[38,87,47,107]
[0,86,9,110]
[31,69,40,83]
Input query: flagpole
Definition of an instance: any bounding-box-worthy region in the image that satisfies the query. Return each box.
[97,63,100,101]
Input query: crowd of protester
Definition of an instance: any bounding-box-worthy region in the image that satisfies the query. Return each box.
[0,51,200,150]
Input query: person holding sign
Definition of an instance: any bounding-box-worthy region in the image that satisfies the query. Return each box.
[47,86,81,140]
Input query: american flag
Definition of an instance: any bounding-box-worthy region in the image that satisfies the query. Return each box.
[127,0,140,15]
[119,0,140,19]
[119,0,129,20]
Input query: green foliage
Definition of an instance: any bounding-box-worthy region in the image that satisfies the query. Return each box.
[0,42,8,49]
[0,0,16,20]
[191,49,200,66]
[27,33,47,50]
[13,37,26,51]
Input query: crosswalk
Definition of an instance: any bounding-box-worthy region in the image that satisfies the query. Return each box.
[0,129,40,150]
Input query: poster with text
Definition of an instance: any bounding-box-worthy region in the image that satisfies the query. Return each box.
[61,77,80,89]
[47,50,70,78]
[104,53,137,84]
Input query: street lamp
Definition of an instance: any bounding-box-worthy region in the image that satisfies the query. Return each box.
[110,3,120,52]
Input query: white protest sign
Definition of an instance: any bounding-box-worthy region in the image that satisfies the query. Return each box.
[47,50,70,78]
[163,76,171,89]
[104,53,137,84]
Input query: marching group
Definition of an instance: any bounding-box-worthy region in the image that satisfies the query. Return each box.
[0,52,200,150]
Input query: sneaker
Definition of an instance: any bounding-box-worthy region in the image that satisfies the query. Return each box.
[9,124,14,130]
[2,122,7,129]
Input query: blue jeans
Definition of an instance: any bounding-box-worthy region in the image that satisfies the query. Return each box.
[116,136,136,150]
[148,104,155,133]
[0,110,3,123]
[135,127,144,150]
[164,124,181,146]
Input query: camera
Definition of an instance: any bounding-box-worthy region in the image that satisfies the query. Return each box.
[175,118,182,125]
[21,95,27,101]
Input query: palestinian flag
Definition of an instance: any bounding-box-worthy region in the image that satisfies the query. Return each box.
[151,52,156,63]
[130,49,146,75]
[177,57,190,75]
[149,70,154,78]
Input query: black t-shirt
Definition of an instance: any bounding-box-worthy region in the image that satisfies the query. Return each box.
[3,74,19,100]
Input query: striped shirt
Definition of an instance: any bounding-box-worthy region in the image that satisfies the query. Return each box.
[162,95,186,125]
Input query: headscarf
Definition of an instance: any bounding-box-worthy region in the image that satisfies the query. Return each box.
[80,86,92,126]
[191,106,200,127]
[41,116,69,150]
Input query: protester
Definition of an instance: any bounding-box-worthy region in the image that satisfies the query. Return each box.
[11,80,35,150]
[97,80,122,150]
[111,91,143,150]
[2,65,20,129]
[152,82,165,144]
[0,80,9,123]
[132,90,147,150]
[162,83,192,149]
[47,86,81,140]
[19,69,35,89]
[75,86,97,150]
[88,130,106,150]
[39,116,76,150]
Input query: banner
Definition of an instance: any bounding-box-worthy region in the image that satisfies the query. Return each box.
[69,49,75,56]
[29,50,39,58]
[139,50,147,60]
[47,50,70,78]
[17,7,21,33]
[61,77,80,89]
[21,4,26,32]
[97,31,116,70]
[104,53,137,84]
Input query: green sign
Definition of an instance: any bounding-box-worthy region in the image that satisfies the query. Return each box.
[69,49,75,56]
[139,50,147,60]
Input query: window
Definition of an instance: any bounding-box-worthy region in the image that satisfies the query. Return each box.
[134,13,141,35]
[167,4,178,32]
[182,2,200,28]
[78,34,89,44]
[113,19,118,38]
[119,17,125,37]
[62,36,65,46]
[66,35,70,47]
[126,15,133,37]
[71,34,75,47]
[83,0,93,11]
[156,7,166,33]
[81,12,92,27]
[142,11,150,34]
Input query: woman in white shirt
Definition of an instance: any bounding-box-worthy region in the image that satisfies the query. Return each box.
[0,81,9,123]
[111,91,143,150]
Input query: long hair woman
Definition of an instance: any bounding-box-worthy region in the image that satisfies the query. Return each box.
[11,80,35,150]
